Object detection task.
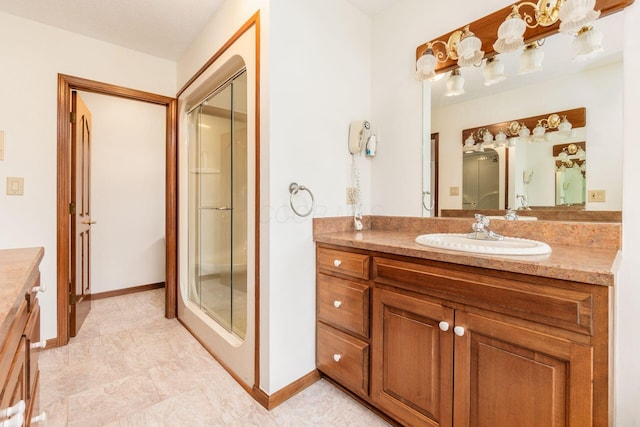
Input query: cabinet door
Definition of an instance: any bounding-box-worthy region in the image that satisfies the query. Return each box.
[371,288,454,427]
[453,311,593,427]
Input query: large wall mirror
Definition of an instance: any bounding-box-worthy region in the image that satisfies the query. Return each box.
[424,10,623,220]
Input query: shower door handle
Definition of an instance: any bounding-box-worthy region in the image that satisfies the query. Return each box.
[200,206,233,210]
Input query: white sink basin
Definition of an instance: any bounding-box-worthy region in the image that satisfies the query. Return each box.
[415,233,551,256]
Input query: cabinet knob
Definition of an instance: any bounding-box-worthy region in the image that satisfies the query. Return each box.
[30,411,47,424]
[454,326,465,337]
[30,340,47,350]
[0,412,23,427]
[333,259,342,267]
[333,300,342,308]
[31,284,46,293]
[0,400,25,419]
[438,321,450,332]
[333,354,342,362]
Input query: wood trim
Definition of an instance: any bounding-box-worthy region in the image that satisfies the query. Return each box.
[56,74,176,346]
[176,11,262,391]
[252,370,322,410]
[89,282,165,300]
[415,0,635,74]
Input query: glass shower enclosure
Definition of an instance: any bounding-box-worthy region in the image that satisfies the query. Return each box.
[187,70,247,339]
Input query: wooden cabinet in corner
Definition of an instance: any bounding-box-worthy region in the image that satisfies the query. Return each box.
[0,248,44,427]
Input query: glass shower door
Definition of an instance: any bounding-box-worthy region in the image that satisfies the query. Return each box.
[188,71,247,339]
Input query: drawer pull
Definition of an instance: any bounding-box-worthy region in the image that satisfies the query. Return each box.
[333,353,342,362]
[0,413,23,427]
[333,300,342,308]
[31,284,46,293]
[439,321,450,332]
[31,340,47,350]
[454,326,466,337]
[333,259,342,267]
[31,412,47,424]
[0,400,25,419]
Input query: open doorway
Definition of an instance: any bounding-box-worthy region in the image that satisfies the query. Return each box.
[56,74,177,347]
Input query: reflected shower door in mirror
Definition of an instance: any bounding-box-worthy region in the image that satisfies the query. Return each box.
[425,12,623,219]
[463,149,500,210]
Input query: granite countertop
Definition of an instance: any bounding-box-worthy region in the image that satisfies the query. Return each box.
[0,247,44,343]
[313,216,620,287]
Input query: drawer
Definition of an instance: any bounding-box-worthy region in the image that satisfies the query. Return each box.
[317,274,369,338]
[0,336,26,411]
[25,301,40,400]
[373,256,594,335]
[317,322,369,396]
[317,247,369,280]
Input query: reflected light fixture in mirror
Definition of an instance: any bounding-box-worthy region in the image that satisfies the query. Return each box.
[445,68,465,96]
[573,26,604,60]
[484,57,507,85]
[519,42,545,74]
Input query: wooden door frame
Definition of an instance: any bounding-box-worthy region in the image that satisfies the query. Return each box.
[56,74,177,346]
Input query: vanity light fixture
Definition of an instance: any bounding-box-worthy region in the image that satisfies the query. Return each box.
[456,26,484,67]
[418,0,605,88]
[415,25,485,80]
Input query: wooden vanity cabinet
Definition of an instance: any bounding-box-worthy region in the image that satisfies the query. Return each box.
[316,247,371,398]
[0,248,44,427]
[315,243,610,427]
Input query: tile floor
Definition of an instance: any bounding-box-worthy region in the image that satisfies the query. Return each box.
[39,289,392,426]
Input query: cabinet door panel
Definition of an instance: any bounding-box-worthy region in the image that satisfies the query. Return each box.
[372,288,454,427]
[454,311,593,427]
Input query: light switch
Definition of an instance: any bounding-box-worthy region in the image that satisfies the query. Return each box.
[0,130,4,161]
[6,177,24,196]
[450,186,460,196]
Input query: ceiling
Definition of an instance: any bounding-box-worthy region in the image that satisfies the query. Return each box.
[0,0,393,61]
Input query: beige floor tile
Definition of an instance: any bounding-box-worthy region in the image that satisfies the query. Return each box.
[38,288,392,427]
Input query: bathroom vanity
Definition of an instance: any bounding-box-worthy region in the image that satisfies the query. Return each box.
[314,216,618,427]
[0,248,44,426]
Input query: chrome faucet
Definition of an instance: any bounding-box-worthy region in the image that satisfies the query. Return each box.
[504,209,518,220]
[468,214,504,241]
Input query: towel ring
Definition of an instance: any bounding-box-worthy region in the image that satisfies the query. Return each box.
[289,182,314,217]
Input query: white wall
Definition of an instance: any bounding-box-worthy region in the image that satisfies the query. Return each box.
[371,1,640,424]
[618,2,640,425]
[267,0,372,393]
[80,92,166,294]
[0,11,176,340]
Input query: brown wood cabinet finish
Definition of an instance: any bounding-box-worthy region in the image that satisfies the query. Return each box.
[315,243,611,427]
[0,248,44,426]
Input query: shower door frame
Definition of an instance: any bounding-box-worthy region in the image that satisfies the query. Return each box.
[176,11,262,400]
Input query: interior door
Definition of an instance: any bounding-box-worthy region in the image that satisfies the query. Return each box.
[70,91,93,337]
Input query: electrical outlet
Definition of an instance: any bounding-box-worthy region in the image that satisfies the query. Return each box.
[6,177,24,195]
[450,186,460,196]
[588,190,606,202]
[346,187,357,204]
